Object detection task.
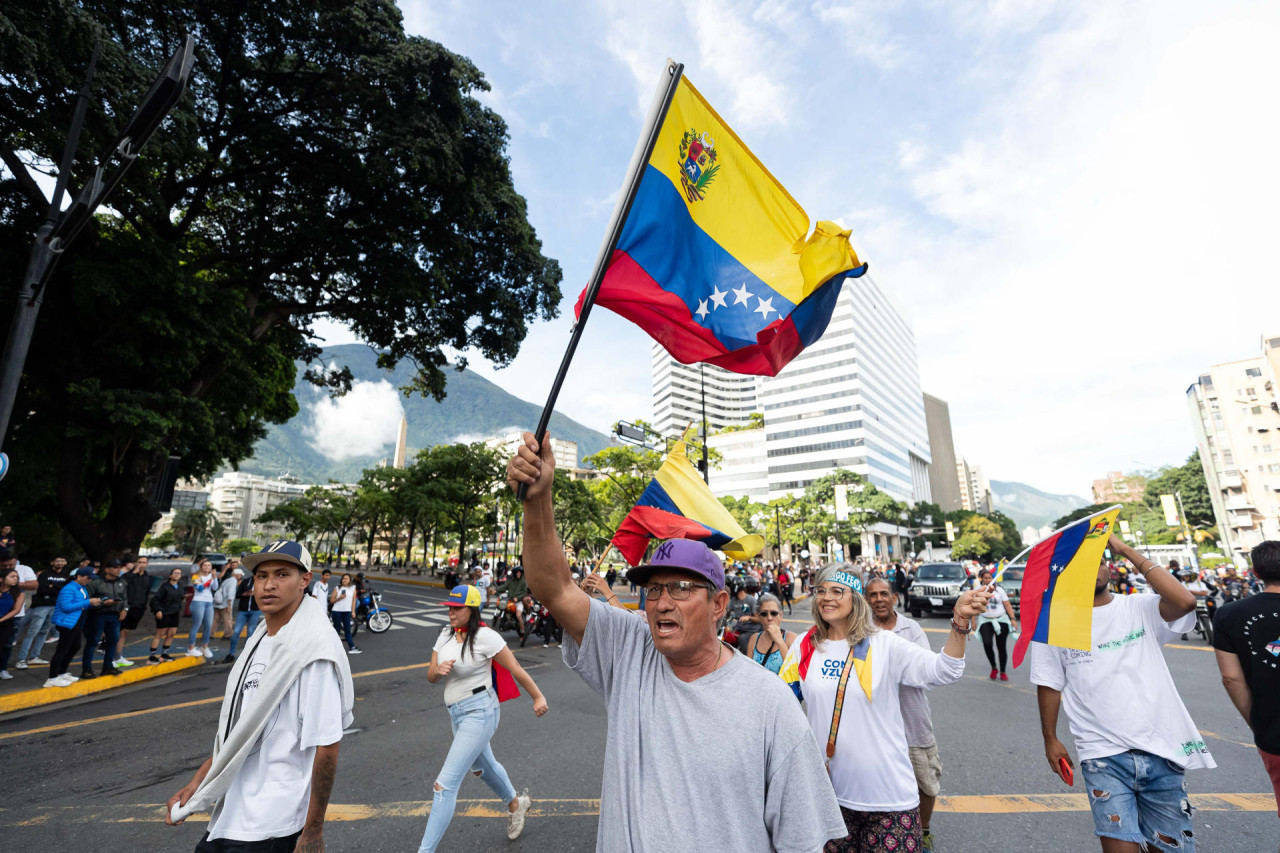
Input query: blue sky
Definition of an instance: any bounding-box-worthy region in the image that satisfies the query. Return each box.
[317,0,1280,496]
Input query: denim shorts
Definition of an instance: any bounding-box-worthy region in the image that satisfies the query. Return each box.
[1079,750,1195,851]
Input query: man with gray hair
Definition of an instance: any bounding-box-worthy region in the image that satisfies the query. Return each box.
[508,432,845,852]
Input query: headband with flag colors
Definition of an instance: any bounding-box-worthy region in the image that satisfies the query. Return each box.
[1011,505,1122,668]
[611,432,765,567]
[574,73,868,377]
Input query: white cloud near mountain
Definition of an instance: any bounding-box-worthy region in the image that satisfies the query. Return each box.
[305,380,405,461]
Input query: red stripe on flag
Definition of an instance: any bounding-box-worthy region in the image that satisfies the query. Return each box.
[1011,532,1061,668]
[611,505,716,566]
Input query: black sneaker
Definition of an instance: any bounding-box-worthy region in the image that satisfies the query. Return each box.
[80,670,97,680]
[147,655,161,665]
[160,653,174,662]
[101,667,120,676]
[222,654,235,664]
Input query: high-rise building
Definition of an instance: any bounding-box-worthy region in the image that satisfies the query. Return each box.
[1186,334,1280,563]
[760,275,931,505]
[208,472,309,540]
[393,416,408,468]
[956,458,991,515]
[923,393,961,512]
[707,427,768,501]
[485,432,580,473]
[651,347,761,438]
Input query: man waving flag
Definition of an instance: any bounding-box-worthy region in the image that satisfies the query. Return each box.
[574,72,867,377]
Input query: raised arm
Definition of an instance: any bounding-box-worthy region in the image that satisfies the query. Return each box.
[507,432,592,645]
[1109,535,1194,622]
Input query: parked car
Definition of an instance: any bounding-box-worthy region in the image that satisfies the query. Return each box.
[908,562,970,617]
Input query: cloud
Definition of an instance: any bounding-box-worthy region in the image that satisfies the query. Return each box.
[305,380,406,461]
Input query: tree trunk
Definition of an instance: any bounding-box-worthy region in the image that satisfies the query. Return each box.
[56,435,166,561]
[404,519,417,567]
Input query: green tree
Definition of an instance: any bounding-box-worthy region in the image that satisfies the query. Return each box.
[718,495,765,538]
[428,443,505,564]
[1142,450,1214,527]
[143,530,175,552]
[803,470,898,556]
[171,506,224,555]
[223,537,259,556]
[950,515,1004,561]
[552,470,605,555]
[584,441,665,534]
[0,1,561,561]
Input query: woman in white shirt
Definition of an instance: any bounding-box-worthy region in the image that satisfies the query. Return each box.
[187,559,219,659]
[975,567,1020,681]
[328,573,361,654]
[780,566,989,853]
[419,584,548,853]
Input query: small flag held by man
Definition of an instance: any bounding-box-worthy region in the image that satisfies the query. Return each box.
[611,433,764,567]
[1011,505,1122,668]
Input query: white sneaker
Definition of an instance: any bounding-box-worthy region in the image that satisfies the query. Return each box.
[43,677,65,688]
[186,648,202,657]
[0,671,12,680]
[347,648,363,655]
[28,657,48,665]
[202,647,213,659]
[61,673,79,683]
[14,660,27,669]
[506,791,531,840]
[114,657,134,668]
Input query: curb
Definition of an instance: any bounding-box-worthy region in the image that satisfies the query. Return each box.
[0,656,205,714]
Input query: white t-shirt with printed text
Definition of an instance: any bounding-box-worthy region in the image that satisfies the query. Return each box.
[433,625,507,705]
[15,564,35,617]
[1030,594,1214,770]
[207,635,346,841]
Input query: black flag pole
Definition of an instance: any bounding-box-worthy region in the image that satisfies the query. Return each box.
[517,59,685,501]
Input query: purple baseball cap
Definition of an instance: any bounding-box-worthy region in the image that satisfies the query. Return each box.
[626,539,726,589]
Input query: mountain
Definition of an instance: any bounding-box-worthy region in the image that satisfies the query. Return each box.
[235,344,614,483]
[990,480,1089,529]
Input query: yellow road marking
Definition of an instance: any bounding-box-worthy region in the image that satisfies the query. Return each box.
[1199,729,1256,749]
[2,792,1273,827]
[0,660,435,741]
[1164,643,1215,652]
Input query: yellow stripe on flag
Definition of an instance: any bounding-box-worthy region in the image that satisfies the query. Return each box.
[654,438,764,561]
[1046,507,1120,650]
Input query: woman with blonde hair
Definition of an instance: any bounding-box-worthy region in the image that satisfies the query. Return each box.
[780,566,989,853]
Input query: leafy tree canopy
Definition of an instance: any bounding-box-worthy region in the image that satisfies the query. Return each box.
[0,0,561,560]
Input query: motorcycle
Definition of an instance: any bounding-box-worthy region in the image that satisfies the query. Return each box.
[355,586,393,633]
[494,593,522,634]
[520,597,549,647]
[1192,587,1217,645]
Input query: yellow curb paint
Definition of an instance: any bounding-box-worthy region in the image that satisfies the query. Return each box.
[0,660,434,740]
[1,793,1271,827]
[0,656,205,714]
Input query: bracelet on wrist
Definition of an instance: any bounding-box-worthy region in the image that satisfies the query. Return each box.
[950,618,972,634]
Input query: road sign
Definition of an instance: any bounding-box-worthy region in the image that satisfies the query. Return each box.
[945,520,955,542]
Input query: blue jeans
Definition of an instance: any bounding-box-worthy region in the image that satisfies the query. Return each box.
[417,690,517,853]
[16,605,54,661]
[81,612,120,673]
[228,610,262,656]
[189,600,214,649]
[1080,750,1195,851]
[332,611,355,650]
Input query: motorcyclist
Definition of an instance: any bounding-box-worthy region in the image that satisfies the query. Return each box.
[492,567,530,638]
[1219,566,1248,602]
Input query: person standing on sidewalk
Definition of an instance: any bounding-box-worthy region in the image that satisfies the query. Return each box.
[188,559,219,659]
[0,550,36,665]
[224,568,262,664]
[865,576,945,852]
[212,564,238,644]
[166,539,354,852]
[1212,540,1280,817]
[149,567,186,663]
[1033,535,1212,852]
[0,566,25,679]
[46,567,101,687]
[15,556,69,669]
[116,556,151,669]
[81,560,129,679]
[418,584,547,852]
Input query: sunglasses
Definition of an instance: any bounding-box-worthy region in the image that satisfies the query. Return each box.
[758,610,780,617]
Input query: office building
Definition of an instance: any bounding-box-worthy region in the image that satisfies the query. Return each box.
[956,458,991,515]
[485,432,580,472]
[707,427,769,501]
[208,472,310,540]
[1186,334,1280,563]
[923,393,962,512]
[651,346,761,438]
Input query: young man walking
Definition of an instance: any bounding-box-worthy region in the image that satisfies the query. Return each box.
[1033,534,1212,852]
[166,540,354,852]
[1212,540,1280,822]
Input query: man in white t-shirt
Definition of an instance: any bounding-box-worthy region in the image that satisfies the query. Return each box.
[166,540,353,853]
[1033,534,1211,853]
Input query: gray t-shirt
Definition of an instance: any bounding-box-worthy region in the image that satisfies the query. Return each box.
[889,615,937,748]
[563,598,846,852]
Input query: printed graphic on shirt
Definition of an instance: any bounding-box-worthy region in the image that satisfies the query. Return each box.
[1267,637,1280,658]
[1180,737,1210,757]
[820,657,846,679]
[240,659,281,757]
[1096,628,1146,651]
[1242,610,1280,670]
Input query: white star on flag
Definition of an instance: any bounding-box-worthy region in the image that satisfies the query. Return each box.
[755,296,776,319]
[709,286,728,309]
[695,299,710,320]
[732,283,753,305]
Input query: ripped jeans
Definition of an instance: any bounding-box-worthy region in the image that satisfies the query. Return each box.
[417,689,518,853]
[1079,750,1195,851]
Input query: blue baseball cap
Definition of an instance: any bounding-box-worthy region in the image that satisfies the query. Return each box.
[73,567,96,578]
[626,539,726,590]
[242,540,313,573]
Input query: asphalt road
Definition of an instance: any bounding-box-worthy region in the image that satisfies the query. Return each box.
[0,581,1275,852]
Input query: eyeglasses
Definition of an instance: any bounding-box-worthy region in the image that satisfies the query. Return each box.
[758,610,780,617]
[814,586,848,600]
[645,580,715,601]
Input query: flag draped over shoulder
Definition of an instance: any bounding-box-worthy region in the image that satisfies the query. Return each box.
[574,75,867,377]
[611,436,764,566]
[1012,506,1122,668]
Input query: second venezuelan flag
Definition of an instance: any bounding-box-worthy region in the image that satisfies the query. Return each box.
[574,74,867,377]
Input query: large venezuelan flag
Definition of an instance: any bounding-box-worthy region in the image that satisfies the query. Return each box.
[612,437,765,566]
[574,74,868,377]
[1011,505,1122,668]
